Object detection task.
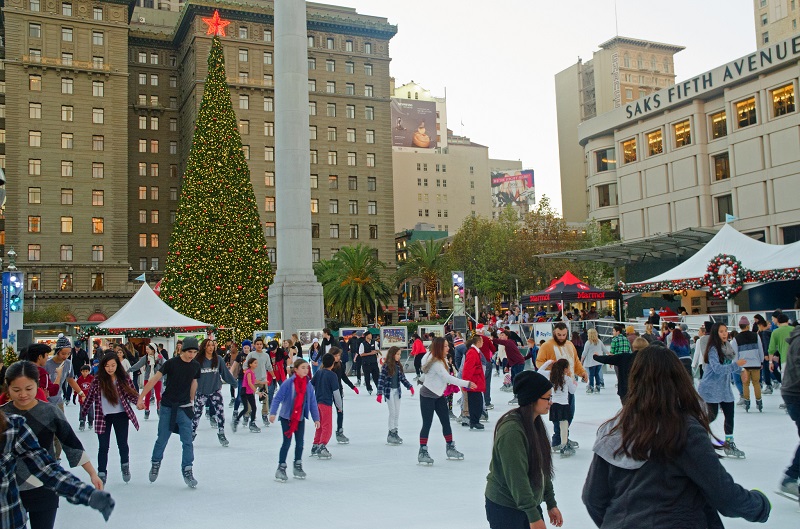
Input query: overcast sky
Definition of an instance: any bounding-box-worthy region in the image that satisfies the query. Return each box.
[337,0,757,213]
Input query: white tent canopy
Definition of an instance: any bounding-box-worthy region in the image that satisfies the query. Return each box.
[97,282,211,330]
[629,224,800,288]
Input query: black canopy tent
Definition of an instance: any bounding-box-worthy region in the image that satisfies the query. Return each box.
[520,271,621,308]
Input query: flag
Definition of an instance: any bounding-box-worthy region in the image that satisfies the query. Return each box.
[725,213,738,223]
[135,273,146,281]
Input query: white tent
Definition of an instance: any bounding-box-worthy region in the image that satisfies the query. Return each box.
[97,282,211,331]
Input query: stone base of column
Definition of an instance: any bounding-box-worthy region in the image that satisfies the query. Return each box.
[267,279,325,335]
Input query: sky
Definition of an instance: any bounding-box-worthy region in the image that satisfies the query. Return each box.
[334,0,758,213]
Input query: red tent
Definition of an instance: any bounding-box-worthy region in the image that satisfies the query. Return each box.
[520,271,620,307]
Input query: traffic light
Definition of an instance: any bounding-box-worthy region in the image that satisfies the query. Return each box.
[8,273,23,312]
[452,271,465,315]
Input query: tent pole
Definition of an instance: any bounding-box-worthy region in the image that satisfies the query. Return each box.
[614,266,622,321]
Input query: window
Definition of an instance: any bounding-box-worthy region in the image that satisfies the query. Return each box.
[325,175,338,189]
[28,103,41,120]
[139,209,147,223]
[151,234,159,248]
[369,225,378,239]
[60,245,73,261]
[28,131,42,147]
[94,6,103,20]
[311,199,319,213]
[93,136,104,151]
[736,97,757,128]
[28,245,41,262]
[345,61,354,74]
[139,116,147,130]
[329,199,339,214]
[93,81,104,97]
[326,81,336,94]
[345,176,356,190]
[139,139,147,153]
[647,130,663,156]
[264,171,275,187]
[713,152,730,181]
[239,94,249,109]
[30,0,40,11]
[308,58,316,69]
[28,216,42,233]
[92,190,104,206]
[170,188,178,201]
[93,31,103,45]
[264,197,275,212]
[28,187,41,204]
[29,23,42,38]
[59,273,73,291]
[92,245,104,262]
[346,105,355,119]
[366,153,376,167]
[139,234,147,247]
[328,151,338,165]
[621,138,637,163]
[310,150,318,164]
[61,161,73,177]
[60,105,74,122]
[365,129,375,144]
[91,273,104,291]
[309,102,317,115]
[347,152,357,166]
[327,37,335,49]
[782,224,800,244]
[365,106,375,120]
[264,29,272,42]
[349,200,358,214]
[138,186,147,200]
[312,249,320,263]
[365,64,374,77]
[326,59,335,72]
[151,140,159,153]
[364,43,372,54]
[265,222,276,237]
[242,145,250,159]
[170,118,178,132]
[330,224,339,238]
[368,201,377,215]
[327,103,336,117]
[597,183,618,207]
[267,248,276,262]
[169,141,177,155]
[349,225,359,239]
[309,125,317,140]
[772,84,795,116]
[264,97,274,112]
[674,119,691,148]
[62,2,72,15]
[62,78,74,94]
[92,217,104,234]
[138,52,147,63]
[364,85,374,97]
[716,194,733,223]
[710,111,727,139]
[150,187,159,200]
[595,147,616,172]
[93,108,104,124]
[345,40,353,52]
[238,48,249,62]
[368,177,376,191]
[58,188,73,205]
[28,159,42,176]
[61,216,73,233]
[238,26,249,39]
[264,146,274,161]
[29,49,42,62]
[62,27,73,42]
[30,75,42,91]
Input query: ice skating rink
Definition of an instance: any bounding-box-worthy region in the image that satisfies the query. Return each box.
[56,372,798,528]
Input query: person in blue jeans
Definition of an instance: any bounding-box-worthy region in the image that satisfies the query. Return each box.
[137,337,201,488]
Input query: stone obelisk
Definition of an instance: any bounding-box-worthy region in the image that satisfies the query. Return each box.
[268,0,325,335]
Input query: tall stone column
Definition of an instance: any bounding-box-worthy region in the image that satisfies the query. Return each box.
[268,0,325,335]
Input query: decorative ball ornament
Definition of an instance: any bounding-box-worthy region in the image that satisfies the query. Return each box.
[705,254,746,300]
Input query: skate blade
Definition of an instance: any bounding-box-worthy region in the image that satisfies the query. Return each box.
[274,478,287,483]
[446,456,464,460]
[293,476,306,480]
[417,462,433,466]
[775,491,800,501]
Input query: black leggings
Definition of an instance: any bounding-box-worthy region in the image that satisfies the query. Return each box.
[707,401,735,436]
[97,412,130,473]
[21,487,59,529]
[336,391,344,430]
[467,391,484,425]
[414,354,423,377]
[419,395,452,444]
[237,393,256,423]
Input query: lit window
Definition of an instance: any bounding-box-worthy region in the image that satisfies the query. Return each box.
[92,190,104,206]
[264,146,274,161]
[239,94,249,109]
[150,140,159,153]
[265,171,275,187]
[28,131,42,147]
[772,84,795,117]
[28,216,42,233]
[713,152,730,181]
[150,187,159,200]
[30,75,42,91]
[329,175,339,189]
[595,148,616,172]
[264,122,274,136]
[151,234,159,247]
[622,138,636,163]
[310,198,319,213]
[265,196,275,212]
[647,130,663,156]
[736,97,757,128]
[139,234,147,247]
[139,210,147,223]
[674,119,691,148]
[91,273,104,290]
[151,164,159,177]
[59,273,73,291]
[138,186,147,199]
[93,163,104,179]
[710,111,727,139]
[61,216,73,233]
[28,159,41,175]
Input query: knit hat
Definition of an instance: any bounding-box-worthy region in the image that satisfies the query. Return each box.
[241,339,252,347]
[312,338,319,344]
[680,323,689,332]
[625,325,635,334]
[739,316,750,326]
[182,337,200,351]
[54,333,71,351]
[513,370,553,408]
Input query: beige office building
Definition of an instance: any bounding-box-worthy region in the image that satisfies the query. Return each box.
[754,0,800,47]
[578,33,800,245]
[2,0,396,318]
[555,36,683,225]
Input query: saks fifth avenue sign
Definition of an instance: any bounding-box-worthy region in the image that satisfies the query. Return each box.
[624,35,800,120]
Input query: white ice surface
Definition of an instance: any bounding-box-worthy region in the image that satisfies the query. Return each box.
[54,372,798,529]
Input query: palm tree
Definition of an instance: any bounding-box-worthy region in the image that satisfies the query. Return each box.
[395,239,446,318]
[314,244,393,326]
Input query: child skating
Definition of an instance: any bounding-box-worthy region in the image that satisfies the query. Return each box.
[538,359,577,457]
[76,364,94,431]
[233,358,261,433]
[376,346,414,444]
[310,354,342,458]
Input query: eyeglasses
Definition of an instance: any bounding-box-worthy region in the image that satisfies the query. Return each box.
[539,396,553,402]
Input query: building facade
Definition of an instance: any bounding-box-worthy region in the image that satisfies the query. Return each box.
[578,33,800,245]
[556,36,683,225]
[754,0,800,47]
[1,0,397,318]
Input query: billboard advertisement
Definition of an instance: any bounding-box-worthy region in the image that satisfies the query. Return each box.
[390,99,437,149]
[491,169,535,210]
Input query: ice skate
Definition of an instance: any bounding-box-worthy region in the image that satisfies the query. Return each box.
[144,410,150,420]
[723,440,745,458]
[317,445,332,459]
[485,403,494,410]
[98,472,107,485]
[480,411,489,422]
[79,421,86,432]
[568,439,580,449]
[121,463,130,483]
[293,461,306,479]
[275,464,288,483]
[777,476,799,501]
[228,399,234,408]
[560,444,576,458]
[446,442,464,460]
[183,466,198,488]
[209,416,217,428]
[310,444,320,457]
[387,430,402,445]
[232,419,239,433]
[448,411,459,421]
[217,432,229,447]
[736,397,745,406]
[586,385,594,394]
[763,385,773,395]
[335,429,350,444]
[744,399,751,412]
[262,415,269,427]
[148,461,160,483]
[249,422,261,433]
[508,397,518,405]
[469,422,485,431]
[417,446,434,465]
[757,399,763,412]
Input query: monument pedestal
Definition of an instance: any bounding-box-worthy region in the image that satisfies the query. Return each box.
[268,278,324,333]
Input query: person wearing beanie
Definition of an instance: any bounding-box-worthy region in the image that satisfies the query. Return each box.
[485,370,563,529]
[45,334,82,459]
[731,316,764,412]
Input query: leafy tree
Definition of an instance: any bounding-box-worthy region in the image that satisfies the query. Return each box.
[395,239,448,318]
[159,33,273,339]
[23,304,71,323]
[314,245,392,326]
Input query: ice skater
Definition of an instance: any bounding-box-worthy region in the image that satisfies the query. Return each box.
[233,358,261,433]
[310,353,342,458]
[75,364,94,431]
[80,352,140,484]
[127,344,165,420]
[192,338,237,447]
[376,346,414,444]
[269,359,320,482]
[330,347,359,444]
[461,335,486,430]
[245,337,274,426]
[538,358,577,457]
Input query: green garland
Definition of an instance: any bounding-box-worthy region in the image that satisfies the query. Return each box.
[77,326,214,342]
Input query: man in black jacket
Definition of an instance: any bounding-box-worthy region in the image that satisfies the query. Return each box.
[349,335,361,385]
[359,333,380,395]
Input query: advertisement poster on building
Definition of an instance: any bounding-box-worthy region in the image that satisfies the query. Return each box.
[390,99,437,149]
[491,169,535,210]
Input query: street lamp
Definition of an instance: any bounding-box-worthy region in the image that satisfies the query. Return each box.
[7,247,17,271]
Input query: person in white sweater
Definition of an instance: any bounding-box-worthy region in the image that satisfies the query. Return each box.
[581,329,608,394]
[417,337,475,465]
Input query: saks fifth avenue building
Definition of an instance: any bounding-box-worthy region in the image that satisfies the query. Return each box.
[578,34,800,246]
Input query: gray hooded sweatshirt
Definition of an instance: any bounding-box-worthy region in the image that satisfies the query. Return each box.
[582,417,770,528]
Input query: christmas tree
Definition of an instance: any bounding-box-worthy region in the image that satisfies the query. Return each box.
[160,11,273,340]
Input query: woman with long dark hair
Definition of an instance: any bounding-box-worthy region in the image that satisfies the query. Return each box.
[698,323,747,458]
[582,345,770,527]
[80,352,140,484]
[485,370,563,529]
[416,337,475,465]
[191,338,236,447]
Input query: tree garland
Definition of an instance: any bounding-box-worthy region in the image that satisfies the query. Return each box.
[76,326,214,342]
[618,253,800,300]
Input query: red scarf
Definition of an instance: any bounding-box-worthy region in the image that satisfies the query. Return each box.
[285,375,307,438]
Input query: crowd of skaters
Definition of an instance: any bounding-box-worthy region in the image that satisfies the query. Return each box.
[0,307,797,528]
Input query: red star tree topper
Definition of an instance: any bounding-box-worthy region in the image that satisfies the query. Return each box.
[202,10,230,37]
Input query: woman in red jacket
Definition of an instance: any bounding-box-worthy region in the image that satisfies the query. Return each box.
[462,335,487,430]
[410,333,426,380]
